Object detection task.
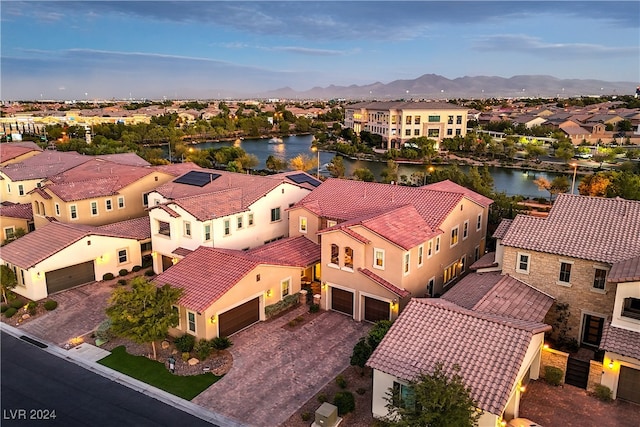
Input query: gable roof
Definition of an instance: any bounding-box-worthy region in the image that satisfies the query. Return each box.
[244,236,320,267]
[607,255,640,284]
[0,142,42,163]
[501,194,640,264]
[492,219,513,239]
[469,252,498,270]
[600,323,640,360]
[366,298,550,416]
[0,202,33,220]
[358,268,411,298]
[1,151,88,181]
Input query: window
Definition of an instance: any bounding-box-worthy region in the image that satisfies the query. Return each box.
[405,129,411,136]
[427,240,433,258]
[435,236,441,253]
[158,220,170,236]
[248,213,254,226]
[418,245,424,267]
[18,185,24,196]
[204,224,211,241]
[405,115,412,125]
[20,269,25,287]
[456,115,463,125]
[271,207,281,222]
[256,274,261,282]
[299,217,307,233]
[143,193,149,207]
[593,269,607,290]
[184,221,191,237]
[443,262,458,284]
[450,227,459,247]
[40,202,45,216]
[236,215,243,229]
[187,311,196,334]
[344,247,353,269]
[393,382,416,411]
[463,221,469,239]
[404,253,410,275]
[447,128,453,136]
[428,129,440,138]
[414,129,420,136]
[460,256,466,272]
[118,196,125,209]
[55,203,60,216]
[414,116,421,124]
[475,246,480,261]
[90,201,98,216]
[6,184,10,193]
[330,244,339,265]
[4,227,15,241]
[140,242,152,252]
[117,249,128,264]
[281,278,290,298]
[516,253,530,273]
[455,129,461,136]
[70,205,78,220]
[374,248,385,270]
[448,115,454,125]
[559,262,572,284]
[34,202,40,215]
[172,306,181,328]
[476,213,482,231]
[622,298,640,320]
[105,199,113,211]
[224,219,231,236]
[428,115,440,122]
[327,220,337,228]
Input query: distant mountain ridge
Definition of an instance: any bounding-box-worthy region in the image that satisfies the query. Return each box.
[259,74,636,99]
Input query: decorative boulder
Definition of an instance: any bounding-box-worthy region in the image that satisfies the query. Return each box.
[188,357,199,366]
[161,340,170,350]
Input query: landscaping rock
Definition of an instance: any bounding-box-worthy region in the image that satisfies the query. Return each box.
[188,357,199,366]
[22,314,30,320]
[161,340,170,350]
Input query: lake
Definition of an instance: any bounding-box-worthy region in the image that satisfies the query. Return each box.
[190,134,581,199]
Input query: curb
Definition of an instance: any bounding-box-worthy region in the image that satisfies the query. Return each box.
[1,323,247,427]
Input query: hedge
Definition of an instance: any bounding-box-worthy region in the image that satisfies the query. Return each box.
[44,300,58,311]
[3,307,18,318]
[265,293,299,318]
[544,366,564,386]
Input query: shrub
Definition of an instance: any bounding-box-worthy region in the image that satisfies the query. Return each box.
[335,374,347,389]
[0,304,8,313]
[211,336,233,350]
[27,301,37,315]
[102,273,115,281]
[95,319,112,341]
[117,279,127,286]
[309,303,320,313]
[10,299,25,309]
[43,300,58,311]
[300,412,312,422]
[544,366,564,386]
[356,387,366,395]
[181,352,190,362]
[317,393,328,404]
[593,384,613,402]
[174,334,196,352]
[194,339,213,360]
[132,265,142,272]
[288,319,298,327]
[264,293,300,318]
[118,269,128,277]
[4,307,17,318]
[333,391,355,415]
[144,269,155,277]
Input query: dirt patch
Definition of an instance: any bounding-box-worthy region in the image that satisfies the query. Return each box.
[280,308,323,331]
[1,299,55,327]
[281,365,376,427]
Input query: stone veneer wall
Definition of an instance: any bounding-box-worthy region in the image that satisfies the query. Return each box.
[587,360,603,393]
[540,347,568,384]
[502,248,616,341]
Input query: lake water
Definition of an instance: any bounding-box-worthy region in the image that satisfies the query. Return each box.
[191,134,580,199]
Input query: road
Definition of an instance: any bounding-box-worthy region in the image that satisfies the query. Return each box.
[1,332,217,427]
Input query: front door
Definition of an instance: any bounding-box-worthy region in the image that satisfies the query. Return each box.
[581,314,604,346]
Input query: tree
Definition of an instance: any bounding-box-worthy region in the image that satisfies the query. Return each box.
[384,362,481,427]
[265,155,287,172]
[534,176,569,203]
[353,168,375,182]
[381,159,399,184]
[106,277,182,360]
[289,154,315,171]
[350,320,393,368]
[327,155,346,178]
[578,173,611,197]
[0,265,17,304]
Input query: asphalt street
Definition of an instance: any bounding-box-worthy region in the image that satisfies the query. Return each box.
[1,332,217,427]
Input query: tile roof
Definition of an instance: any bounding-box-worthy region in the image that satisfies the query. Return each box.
[600,323,640,360]
[0,142,42,162]
[422,180,493,207]
[94,153,150,167]
[358,268,411,298]
[168,188,245,221]
[153,162,204,177]
[172,247,193,257]
[293,178,490,231]
[469,252,498,271]
[367,298,550,415]
[0,202,33,220]
[96,216,151,240]
[245,236,320,267]
[492,219,513,239]
[442,272,503,309]
[607,255,640,283]
[1,151,88,181]
[501,194,640,264]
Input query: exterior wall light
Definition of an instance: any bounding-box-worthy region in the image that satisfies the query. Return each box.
[321,282,327,290]
[266,289,272,297]
[210,316,217,324]
[608,360,614,369]
[519,385,526,393]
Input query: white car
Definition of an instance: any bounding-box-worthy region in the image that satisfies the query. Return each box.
[507,418,543,427]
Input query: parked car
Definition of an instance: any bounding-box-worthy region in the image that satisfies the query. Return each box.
[507,418,543,427]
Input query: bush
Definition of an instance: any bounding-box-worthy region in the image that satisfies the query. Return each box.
[317,393,328,404]
[118,269,128,277]
[27,301,37,315]
[356,387,366,395]
[194,339,213,360]
[300,412,312,422]
[10,299,25,309]
[333,391,355,415]
[44,300,58,311]
[95,319,112,341]
[102,273,115,281]
[309,303,320,313]
[211,336,233,350]
[132,265,142,272]
[593,384,613,402]
[4,307,18,318]
[144,269,155,277]
[117,279,127,286]
[335,374,347,389]
[181,351,190,362]
[264,293,300,318]
[0,304,8,313]
[544,366,564,386]
[174,334,195,352]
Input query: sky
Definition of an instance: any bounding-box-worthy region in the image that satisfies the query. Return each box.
[1,1,638,100]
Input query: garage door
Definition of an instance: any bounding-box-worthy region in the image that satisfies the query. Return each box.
[45,261,95,294]
[331,287,354,316]
[218,297,260,337]
[618,366,640,403]
[364,296,390,323]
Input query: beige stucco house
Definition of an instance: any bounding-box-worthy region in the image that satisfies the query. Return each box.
[0,142,42,166]
[0,203,33,242]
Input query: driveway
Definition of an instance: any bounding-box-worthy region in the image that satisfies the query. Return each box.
[193,306,371,427]
[519,379,640,427]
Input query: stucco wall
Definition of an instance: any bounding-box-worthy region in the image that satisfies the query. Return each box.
[1,216,30,241]
[0,177,41,204]
[601,351,640,400]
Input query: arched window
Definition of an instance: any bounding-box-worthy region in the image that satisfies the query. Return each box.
[34,201,40,215]
[344,247,353,269]
[40,202,46,216]
[330,244,339,265]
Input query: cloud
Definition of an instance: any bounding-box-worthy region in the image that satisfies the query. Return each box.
[268,46,350,56]
[474,34,638,58]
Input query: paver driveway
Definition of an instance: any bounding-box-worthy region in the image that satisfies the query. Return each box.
[193,306,371,427]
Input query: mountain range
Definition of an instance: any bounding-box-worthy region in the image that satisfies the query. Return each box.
[258,74,636,100]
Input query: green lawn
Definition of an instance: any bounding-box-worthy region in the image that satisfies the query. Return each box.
[98,346,221,400]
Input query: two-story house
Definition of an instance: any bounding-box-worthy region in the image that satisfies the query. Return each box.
[0,141,42,167]
[497,194,640,347]
[288,178,492,322]
[147,170,319,273]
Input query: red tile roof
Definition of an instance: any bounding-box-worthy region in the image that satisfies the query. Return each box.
[501,194,640,264]
[422,180,493,207]
[367,298,550,415]
[153,162,204,177]
[358,268,411,298]
[1,151,88,181]
[357,205,438,250]
[469,252,498,270]
[492,219,513,239]
[94,153,150,167]
[607,255,640,283]
[0,202,33,220]
[96,216,151,240]
[442,271,503,309]
[245,236,320,267]
[172,247,193,257]
[600,323,640,360]
[0,142,42,163]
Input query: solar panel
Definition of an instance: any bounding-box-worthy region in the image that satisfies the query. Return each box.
[287,173,321,187]
[174,171,221,187]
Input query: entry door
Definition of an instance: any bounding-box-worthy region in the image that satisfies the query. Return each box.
[581,314,604,346]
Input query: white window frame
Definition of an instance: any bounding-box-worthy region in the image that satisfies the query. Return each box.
[4,226,15,241]
[516,252,530,274]
[204,224,211,241]
[18,184,24,196]
[281,277,291,298]
[105,199,113,211]
[70,204,78,220]
[224,219,231,236]
[558,260,574,287]
[186,310,197,335]
[427,240,433,258]
[299,216,307,233]
[90,201,99,217]
[142,193,149,207]
[435,236,441,253]
[373,248,385,270]
[117,196,125,209]
[450,226,459,247]
[476,213,482,231]
[117,248,128,265]
[463,220,469,240]
[248,213,254,226]
[418,245,424,267]
[237,215,243,229]
[270,207,281,222]
[55,203,60,216]
[184,221,191,237]
[592,267,608,293]
[403,252,410,276]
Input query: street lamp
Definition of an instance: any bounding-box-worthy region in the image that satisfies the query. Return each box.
[570,162,578,194]
[311,145,320,179]
[426,165,435,185]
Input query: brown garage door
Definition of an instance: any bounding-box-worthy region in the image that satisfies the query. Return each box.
[364,296,390,323]
[331,287,354,316]
[218,297,260,337]
[45,261,95,294]
[618,366,640,403]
